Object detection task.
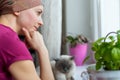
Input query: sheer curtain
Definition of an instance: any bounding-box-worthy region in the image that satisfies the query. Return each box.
[100,0,120,37]
[91,0,120,40]
[40,0,62,59]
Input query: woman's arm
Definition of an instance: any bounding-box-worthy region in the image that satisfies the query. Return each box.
[9,28,54,80]
[36,45,54,80]
[22,28,55,80]
[9,60,41,80]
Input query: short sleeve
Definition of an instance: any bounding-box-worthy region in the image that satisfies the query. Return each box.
[0,34,33,69]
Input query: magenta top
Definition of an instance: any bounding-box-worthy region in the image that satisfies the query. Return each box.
[0,24,33,80]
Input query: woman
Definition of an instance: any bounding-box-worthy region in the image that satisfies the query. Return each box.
[0,0,54,80]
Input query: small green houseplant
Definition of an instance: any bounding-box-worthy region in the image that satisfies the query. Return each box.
[92,30,120,70]
[66,35,89,66]
[66,35,88,47]
[81,30,120,80]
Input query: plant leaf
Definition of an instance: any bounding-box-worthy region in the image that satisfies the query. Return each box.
[82,55,90,64]
[96,61,102,70]
[111,47,120,61]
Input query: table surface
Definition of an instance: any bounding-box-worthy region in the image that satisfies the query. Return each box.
[73,65,88,80]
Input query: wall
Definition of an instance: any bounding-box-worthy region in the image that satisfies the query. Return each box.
[63,0,92,40]
[62,0,92,55]
[63,0,120,41]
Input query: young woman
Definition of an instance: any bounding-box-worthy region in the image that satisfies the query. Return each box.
[0,0,54,80]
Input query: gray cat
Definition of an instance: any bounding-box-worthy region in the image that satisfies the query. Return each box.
[51,55,76,80]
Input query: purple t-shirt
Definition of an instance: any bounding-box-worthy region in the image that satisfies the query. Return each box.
[0,24,33,80]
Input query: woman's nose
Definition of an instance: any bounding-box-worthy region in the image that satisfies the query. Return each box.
[38,17,43,26]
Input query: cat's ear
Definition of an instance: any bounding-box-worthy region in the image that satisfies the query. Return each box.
[54,58,59,62]
[70,56,74,60]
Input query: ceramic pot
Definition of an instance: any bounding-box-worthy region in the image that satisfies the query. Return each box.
[70,43,88,66]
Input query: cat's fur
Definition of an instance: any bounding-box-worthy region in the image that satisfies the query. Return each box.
[51,55,76,80]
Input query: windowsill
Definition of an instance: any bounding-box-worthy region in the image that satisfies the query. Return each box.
[73,65,88,80]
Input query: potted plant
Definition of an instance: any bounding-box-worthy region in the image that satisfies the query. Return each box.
[81,30,120,80]
[66,34,89,66]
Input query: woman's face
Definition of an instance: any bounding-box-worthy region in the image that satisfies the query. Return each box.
[17,5,43,34]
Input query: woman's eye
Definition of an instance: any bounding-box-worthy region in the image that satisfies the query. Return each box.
[37,11,42,15]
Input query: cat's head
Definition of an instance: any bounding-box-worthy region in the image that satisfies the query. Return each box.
[54,55,75,74]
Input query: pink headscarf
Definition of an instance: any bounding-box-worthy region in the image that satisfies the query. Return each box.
[0,0,42,15]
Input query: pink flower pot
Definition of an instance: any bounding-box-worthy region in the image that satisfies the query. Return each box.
[69,43,88,66]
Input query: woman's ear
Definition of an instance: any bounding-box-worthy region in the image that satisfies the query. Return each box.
[13,11,20,16]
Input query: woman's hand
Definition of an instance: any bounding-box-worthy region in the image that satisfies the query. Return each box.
[22,28,46,52]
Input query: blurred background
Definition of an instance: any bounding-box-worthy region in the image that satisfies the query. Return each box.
[33,0,120,67]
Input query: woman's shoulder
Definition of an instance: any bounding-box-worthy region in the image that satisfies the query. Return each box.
[0,24,16,34]
[0,24,17,40]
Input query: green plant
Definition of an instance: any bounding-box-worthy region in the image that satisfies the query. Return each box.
[66,35,88,47]
[92,30,120,70]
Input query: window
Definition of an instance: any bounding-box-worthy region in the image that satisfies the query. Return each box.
[100,0,120,37]
[91,0,120,40]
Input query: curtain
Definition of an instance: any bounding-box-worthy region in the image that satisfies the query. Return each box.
[40,0,62,59]
[91,0,120,40]
[90,0,101,41]
[100,0,120,37]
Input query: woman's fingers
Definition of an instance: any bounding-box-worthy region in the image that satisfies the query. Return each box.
[22,28,45,51]
[22,28,31,40]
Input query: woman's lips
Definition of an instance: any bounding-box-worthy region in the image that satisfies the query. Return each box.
[34,26,39,31]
